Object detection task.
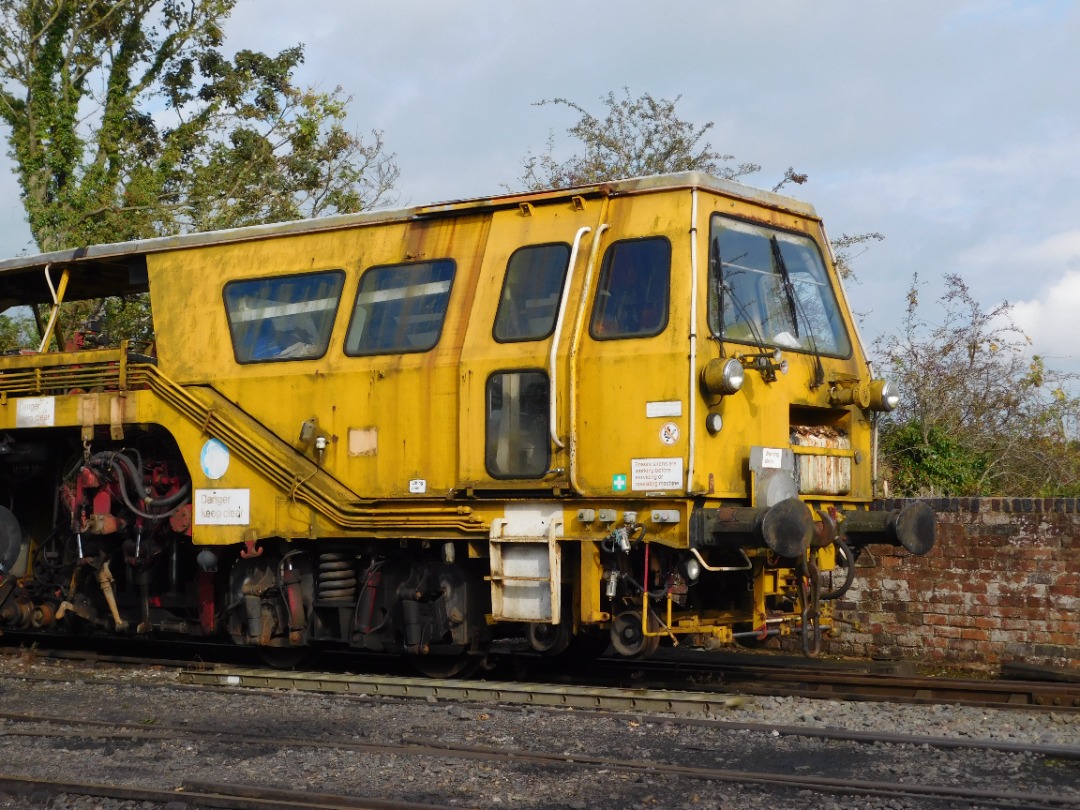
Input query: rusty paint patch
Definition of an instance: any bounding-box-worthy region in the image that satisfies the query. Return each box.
[348,426,378,456]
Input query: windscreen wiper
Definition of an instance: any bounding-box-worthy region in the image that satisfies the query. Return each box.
[770,236,800,339]
[771,237,826,388]
[712,238,786,382]
[712,238,768,350]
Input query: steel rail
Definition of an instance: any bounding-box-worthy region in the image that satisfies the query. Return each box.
[561,651,1080,711]
[692,665,1080,709]
[0,714,1075,809]
[3,640,1078,714]
[402,737,1080,808]
[3,695,1079,763]
[0,775,459,810]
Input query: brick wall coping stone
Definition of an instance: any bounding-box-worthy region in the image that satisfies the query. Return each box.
[872,497,1080,515]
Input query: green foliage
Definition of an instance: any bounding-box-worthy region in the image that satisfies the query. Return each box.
[0,0,398,251]
[0,0,398,348]
[880,421,989,496]
[876,273,1080,496]
[0,311,35,352]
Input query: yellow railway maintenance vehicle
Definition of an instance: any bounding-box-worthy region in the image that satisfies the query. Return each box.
[0,173,933,674]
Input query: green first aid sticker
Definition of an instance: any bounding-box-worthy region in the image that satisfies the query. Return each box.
[613,474,627,492]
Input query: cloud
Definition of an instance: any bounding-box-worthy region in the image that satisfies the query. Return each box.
[1010,249,1080,373]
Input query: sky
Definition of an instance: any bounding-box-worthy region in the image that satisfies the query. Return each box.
[1,1,1079,373]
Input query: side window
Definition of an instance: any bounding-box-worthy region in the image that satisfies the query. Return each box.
[224,271,345,363]
[589,238,671,339]
[486,371,550,479]
[345,260,455,355]
[493,243,571,342]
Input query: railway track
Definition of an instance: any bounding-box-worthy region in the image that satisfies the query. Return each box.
[0,776,456,809]
[552,646,1080,710]
[4,637,1079,713]
[177,662,1080,717]
[0,704,1076,809]
[592,657,1080,710]
[0,644,1075,808]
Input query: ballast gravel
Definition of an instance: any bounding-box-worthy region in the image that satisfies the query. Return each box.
[0,655,1074,810]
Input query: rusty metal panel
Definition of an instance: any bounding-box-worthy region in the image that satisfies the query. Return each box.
[792,425,852,495]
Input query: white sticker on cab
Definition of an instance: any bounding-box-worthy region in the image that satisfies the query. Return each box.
[16,397,55,428]
[630,457,684,491]
[761,447,784,469]
[646,400,682,418]
[193,489,250,526]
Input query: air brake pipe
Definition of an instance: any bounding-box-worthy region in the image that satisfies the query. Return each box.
[689,547,752,572]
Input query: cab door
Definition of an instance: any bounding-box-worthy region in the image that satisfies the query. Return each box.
[457,198,604,492]
[572,193,693,498]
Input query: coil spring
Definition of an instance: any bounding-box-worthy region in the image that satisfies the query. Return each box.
[317,552,358,602]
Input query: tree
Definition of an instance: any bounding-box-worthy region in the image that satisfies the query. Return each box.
[875,273,1080,496]
[0,0,398,351]
[0,1,398,253]
[831,231,883,282]
[517,89,766,191]
[514,89,896,283]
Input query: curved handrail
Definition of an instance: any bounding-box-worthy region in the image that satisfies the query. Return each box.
[548,226,592,449]
[568,221,610,493]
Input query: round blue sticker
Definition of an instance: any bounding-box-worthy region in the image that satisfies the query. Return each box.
[200,438,230,480]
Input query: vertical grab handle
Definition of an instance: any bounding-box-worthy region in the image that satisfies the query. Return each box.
[547,226,592,449]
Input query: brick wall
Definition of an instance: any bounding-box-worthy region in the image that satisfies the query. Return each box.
[826,498,1080,671]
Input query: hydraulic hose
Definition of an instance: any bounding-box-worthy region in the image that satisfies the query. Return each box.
[819,537,856,600]
[106,458,189,521]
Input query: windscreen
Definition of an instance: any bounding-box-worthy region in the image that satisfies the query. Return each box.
[707,216,851,357]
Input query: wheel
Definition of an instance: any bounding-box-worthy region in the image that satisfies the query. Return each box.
[410,652,483,679]
[257,646,311,669]
[527,619,571,656]
[610,609,661,659]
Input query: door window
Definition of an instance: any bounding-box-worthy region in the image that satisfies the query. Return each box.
[486,371,550,478]
[589,238,671,339]
[493,243,571,342]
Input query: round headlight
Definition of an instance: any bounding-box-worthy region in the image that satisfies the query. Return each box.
[682,557,701,582]
[701,357,744,397]
[869,379,900,412]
